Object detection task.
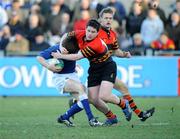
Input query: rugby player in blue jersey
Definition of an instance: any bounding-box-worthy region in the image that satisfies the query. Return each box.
[37,44,103,127]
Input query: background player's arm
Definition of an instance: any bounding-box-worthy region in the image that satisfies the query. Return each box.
[36,56,62,72]
[113,49,131,58]
[52,50,84,61]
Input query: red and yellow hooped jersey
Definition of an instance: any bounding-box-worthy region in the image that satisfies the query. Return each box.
[98,27,119,53]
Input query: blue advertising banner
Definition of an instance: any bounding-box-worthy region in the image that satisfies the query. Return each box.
[0,57,178,96]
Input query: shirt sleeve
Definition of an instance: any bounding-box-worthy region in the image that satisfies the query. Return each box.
[39,45,59,59]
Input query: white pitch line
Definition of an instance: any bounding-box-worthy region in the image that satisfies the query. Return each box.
[136,122,169,126]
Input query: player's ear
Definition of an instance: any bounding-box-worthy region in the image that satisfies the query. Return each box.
[97,18,102,24]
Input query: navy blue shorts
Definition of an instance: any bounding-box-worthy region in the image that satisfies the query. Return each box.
[87,61,117,87]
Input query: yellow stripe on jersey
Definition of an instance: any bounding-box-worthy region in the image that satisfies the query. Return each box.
[86,47,96,55]
[81,49,88,57]
[84,47,92,57]
[112,39,119,50]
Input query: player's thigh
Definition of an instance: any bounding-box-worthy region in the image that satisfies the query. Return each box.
[64,79,85,95]
[53,74,67,94]
[99,81,114,99]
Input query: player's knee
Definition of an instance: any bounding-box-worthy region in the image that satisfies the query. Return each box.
[76,84,86,95]
[88,95,98,105]
[91,99,99,107]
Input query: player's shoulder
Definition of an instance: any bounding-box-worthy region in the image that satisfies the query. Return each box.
[110,29,117,37]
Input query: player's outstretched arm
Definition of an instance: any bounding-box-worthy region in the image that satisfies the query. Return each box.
[113,49,131,58]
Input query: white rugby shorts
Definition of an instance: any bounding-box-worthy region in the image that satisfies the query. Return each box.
[52,72,80,94]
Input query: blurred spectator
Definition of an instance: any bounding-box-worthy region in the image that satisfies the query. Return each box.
[134,0,166,25]
[45,2,63,33]
[59,12,71,36]
[141,8,164,46]
[72,0,97,22]
[7,11,24,35]
[30,29,50,51]
[0,6,8,29]
[6,0,28,24]
[38,0,51,16]
[29,4,45,29]
[168,0,180,23]
[47,30,61,46]
[129,33,146,56]
[138,0,149,12]
[6,30,29,56]
[171,0,180,15]
[166,12,180,50]
[25,14,43,44]
[0,0,11,10]
[90,0,105,16]
[73,10,90,31]
[149,0,167,25]
[151,32,175,50]
[106,0,126,25]
[47,12,71,46]
[0,25,12,53]
[126,2,146,36]
[117,27,133,51]
[55,0,71,15]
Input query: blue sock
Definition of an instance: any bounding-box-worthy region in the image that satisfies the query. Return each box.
[81,99,94,121]
[62,103,83,120]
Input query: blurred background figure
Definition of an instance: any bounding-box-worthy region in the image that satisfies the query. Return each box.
[126,2,146,37]
[106,0,126,25]
[0,25,12,55]
[25,13,43,45]
[0,6,8,29]
[7,11,24,36]
[129,33,146,56]
[151,32,175,50]
[72,0,97,23]
[166,11,180,50]
[30,29,50,52]
[141,8,164,47]
[6,0,28,24]
[59,12,71,36]
[6,30,29,56]
[29,4,45,30]
[73,10,90,31]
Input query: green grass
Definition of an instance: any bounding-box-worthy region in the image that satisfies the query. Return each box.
[0,97,180,139]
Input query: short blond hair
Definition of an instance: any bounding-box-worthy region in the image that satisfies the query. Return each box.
[99,7,114,18]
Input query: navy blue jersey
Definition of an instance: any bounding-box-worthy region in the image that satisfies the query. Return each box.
[39,44,76,74]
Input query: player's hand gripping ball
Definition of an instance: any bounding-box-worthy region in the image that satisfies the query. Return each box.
[48,58,64,71]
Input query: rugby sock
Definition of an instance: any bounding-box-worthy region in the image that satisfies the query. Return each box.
[118,99,126,110]
[105,111,116,119]
[123,95,142,117]
[79,94,94,121]
[62,101,83,120]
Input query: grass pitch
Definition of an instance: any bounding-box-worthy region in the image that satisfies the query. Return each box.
[0,97,180,139]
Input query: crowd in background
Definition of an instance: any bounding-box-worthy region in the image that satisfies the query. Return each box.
[0,0,180,56]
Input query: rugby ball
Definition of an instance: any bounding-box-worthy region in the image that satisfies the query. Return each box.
[48,58,64,70]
